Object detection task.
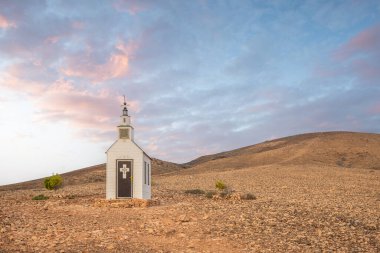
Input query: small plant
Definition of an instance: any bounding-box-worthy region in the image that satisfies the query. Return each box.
[32,194,49,200]
[205,191,215,199]
[184,189,205,195]
[240,193,256,200]
[44,174,63,190]
[215,180,226,191]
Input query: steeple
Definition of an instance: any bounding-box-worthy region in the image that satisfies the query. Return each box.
[118,95,133,140]
[120,95,131,126]
[122,95,129,116]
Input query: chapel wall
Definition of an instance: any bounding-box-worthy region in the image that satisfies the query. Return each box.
[142,154,152,199]
[106,140,143,199]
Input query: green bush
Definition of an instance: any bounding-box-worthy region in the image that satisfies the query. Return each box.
[241,193,256,200]
[184,189,205,195]
[44,174,63,190]
[215,180,226,190]
[32,194,49,200]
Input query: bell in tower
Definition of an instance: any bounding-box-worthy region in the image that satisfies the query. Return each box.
[123,106,128,116]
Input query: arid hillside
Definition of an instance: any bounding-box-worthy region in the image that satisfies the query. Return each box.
[1,131,379,252]
[182,131,380,174]
[1,131,379,191]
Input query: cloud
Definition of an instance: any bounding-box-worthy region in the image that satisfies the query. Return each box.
[33,79,140,136]
[0,14,16,29]
[322,24,380,87]
[1,73,47,95]
[113,0,152,14]
[334,24,380,60]
[1,0,380,165]
[61,42,131,83]
[1,72,140,141]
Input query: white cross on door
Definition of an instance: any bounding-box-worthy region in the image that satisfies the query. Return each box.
[119,164,130,179]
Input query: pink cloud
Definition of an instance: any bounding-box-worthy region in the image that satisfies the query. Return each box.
[0,14,16,29]
[35,79,125,129]
[314,24,380,86]
[61,42,133,83]
[334,23,380,60]
[44,36,60,44]
[36,80,140,134]
[1,69,140,141]
[71,21,85,29]
[113,0,151,15]
[1,74,47,95]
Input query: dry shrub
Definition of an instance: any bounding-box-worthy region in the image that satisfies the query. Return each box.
[184,189,205,195]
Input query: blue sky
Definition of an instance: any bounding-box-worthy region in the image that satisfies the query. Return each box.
[0,0,379,185]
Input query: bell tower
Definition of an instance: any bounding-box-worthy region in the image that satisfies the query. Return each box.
[118,95,134,141]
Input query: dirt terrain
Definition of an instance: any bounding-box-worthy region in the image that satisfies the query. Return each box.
[0,132,379,252]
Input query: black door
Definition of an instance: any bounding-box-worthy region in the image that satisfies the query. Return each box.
[117,160,132,198]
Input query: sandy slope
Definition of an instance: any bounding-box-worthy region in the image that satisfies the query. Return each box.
[182,132,380,174]
[0,132,379,252]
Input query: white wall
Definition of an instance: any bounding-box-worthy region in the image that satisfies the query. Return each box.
[106,139,144,199]
[142,154,152,199]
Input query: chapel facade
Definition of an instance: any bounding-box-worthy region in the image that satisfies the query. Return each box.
[106,99,151,200]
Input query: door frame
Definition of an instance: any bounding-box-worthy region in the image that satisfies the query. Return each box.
[116,159,133,198]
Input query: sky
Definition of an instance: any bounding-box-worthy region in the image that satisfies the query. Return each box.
[0,0,379,185]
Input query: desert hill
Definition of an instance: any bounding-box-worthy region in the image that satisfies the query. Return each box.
[1,131,379,252]
[181,131,380,174]
[1,131,379,191]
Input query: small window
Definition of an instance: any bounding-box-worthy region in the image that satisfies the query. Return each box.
[123,118,126,123]
[144,161,147,184]
[147,163,150,185]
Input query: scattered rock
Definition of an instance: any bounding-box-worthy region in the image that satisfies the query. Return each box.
[0,164,379,252]
[94,198,160,208]
[178,215,190,222]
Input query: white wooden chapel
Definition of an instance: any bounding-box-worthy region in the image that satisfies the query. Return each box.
[106,97,151,200]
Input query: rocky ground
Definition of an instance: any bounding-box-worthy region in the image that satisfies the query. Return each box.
[1,165,379,252]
